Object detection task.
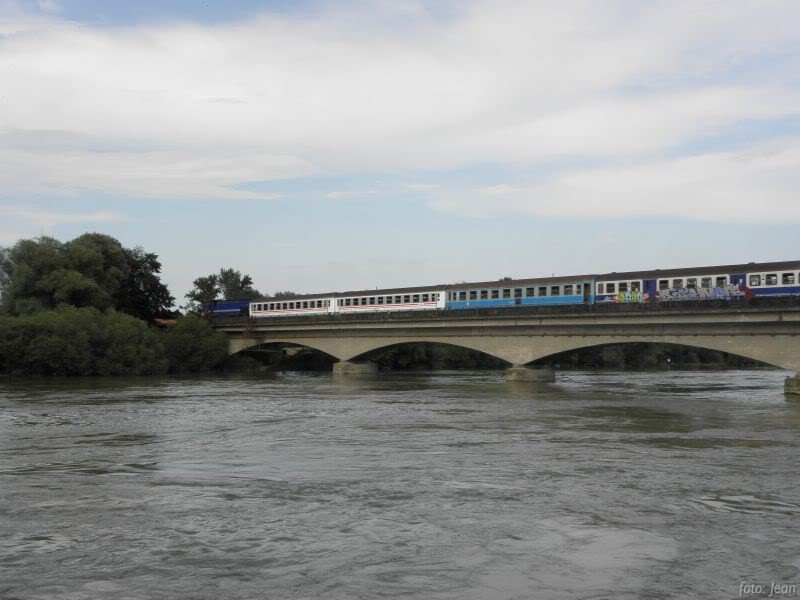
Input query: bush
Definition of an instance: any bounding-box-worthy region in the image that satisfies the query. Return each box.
[0,306,168,376]
[161,314,228,373]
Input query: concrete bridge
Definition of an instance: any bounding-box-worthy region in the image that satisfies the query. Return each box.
[214,304,800,394]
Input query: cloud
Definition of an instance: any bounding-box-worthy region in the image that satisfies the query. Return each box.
[428,139,800,224]
[0,205,128,246]
[0,0,798,217]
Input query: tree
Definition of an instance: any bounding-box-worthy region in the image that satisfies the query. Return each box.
[218,268,260,300]
[0,234,173,321]
[184,275,221,314]
[114,246,175,322]
[272,290,297,299]
[184,268,261,313]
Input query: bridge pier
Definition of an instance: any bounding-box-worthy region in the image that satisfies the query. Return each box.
[333,361,379,376]
[785,376,800,396]
[506,366,556,382]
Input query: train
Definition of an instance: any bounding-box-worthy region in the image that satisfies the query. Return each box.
[204,260,800,318]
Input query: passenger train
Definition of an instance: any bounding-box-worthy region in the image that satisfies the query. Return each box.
[206,261,800,318]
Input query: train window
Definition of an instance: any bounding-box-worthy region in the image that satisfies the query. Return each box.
[525,287,535,297]
[766,273,778,286]
[551,286,560,296]
[782,273,795,285]
[749,275,761,286]
[503,289,511,298]
[538,286,547,296]
[280,302,286,309]
[597,283,603,294]
[491,289,499,299]
[467,291,475,300]
[701,278,711,288]
[376,297,383,304]
[412,295,420,302]
[367,297,373,304]
[618,282,628,293]
[402,295,409,303]
[673,279,683,288]
[606,283,616,293]
[301,301,307,309]
[433,293,439,301]
[514,288,522,297]
[715,276,727,287]
[362,298,369,305]
[393,296,399,303]
[457,291,465,301]
[346,299,352,306]
[480,290,488,300]
[687,278,697,289]
[422,294,429,302]
[564,284,573,295]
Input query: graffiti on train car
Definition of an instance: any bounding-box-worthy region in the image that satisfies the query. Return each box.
[615,291,646,303]
[657,283,751,302]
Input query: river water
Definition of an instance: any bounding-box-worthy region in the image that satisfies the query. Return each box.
[1,370,799,600]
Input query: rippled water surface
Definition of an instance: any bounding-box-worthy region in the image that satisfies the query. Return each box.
[1,370,799,599]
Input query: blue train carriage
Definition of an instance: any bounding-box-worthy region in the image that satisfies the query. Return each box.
[204,299,251,317]
[445,275,595,309]
[594,261,800,304]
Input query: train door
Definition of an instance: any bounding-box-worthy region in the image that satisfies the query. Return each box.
[643,279,657,303]
[583,282,591,303]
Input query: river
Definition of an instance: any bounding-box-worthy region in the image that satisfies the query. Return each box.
[1,370,799,599]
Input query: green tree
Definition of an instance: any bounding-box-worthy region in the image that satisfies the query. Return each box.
[184,268,261,313]
[184,274,221,314]
[114,246,175,322]
[0,306,169,376]
[218,268,260,300]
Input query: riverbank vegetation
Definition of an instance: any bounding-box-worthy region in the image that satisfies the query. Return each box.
[0,234,228,376]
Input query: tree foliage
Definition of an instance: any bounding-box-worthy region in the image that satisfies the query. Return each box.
[184,267,261,313]
[160,314,229,372]
[0,234,173,321]
[0,307,169,376]
[114,246,175,322]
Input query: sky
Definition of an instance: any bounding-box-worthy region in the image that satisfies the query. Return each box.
[1,0,799,303]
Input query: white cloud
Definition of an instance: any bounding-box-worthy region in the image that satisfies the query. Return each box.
[0,0,798,216]
[429,140,800,224]
[0,205,128,246]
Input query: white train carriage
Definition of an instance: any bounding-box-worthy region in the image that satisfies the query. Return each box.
[335,289,446,313]
[250,297,332,318]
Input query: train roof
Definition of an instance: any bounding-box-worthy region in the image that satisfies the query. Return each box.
[446,274,596,290]
[250,260,800,302]
[595,260,800,281]
[251,274,594,302]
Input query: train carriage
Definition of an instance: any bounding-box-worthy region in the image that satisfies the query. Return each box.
[445,276,595,309]
[595,261,800,304]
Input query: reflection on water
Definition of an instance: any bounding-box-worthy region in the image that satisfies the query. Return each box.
[1,370,799,599]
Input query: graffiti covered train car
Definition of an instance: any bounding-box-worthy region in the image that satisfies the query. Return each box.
[594,261,800,304]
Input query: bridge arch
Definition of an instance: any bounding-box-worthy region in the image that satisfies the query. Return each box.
[227,333,799,373]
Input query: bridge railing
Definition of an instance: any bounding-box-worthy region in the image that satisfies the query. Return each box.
[209,296,800,327]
